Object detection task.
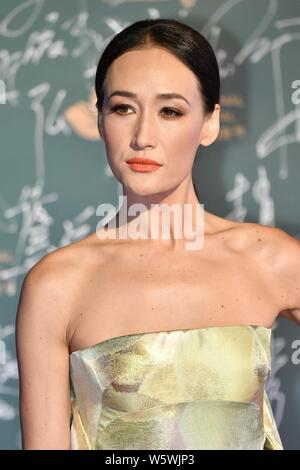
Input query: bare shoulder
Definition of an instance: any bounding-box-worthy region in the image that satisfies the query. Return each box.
[22,239,88,298]
[23,232,105,287]
[235,221,299,265]
[220,219,293,258]
[18,235,105,345]
[228,221,300,324]
[218,219,291,280]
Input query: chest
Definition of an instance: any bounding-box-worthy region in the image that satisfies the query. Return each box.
[69,247,277,352]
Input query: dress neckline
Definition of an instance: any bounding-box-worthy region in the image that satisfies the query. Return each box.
[69,324,272,357]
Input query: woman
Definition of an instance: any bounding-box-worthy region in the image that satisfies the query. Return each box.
[16,18,300,450]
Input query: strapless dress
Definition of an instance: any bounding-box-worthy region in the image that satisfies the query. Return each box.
[69,325,283,450]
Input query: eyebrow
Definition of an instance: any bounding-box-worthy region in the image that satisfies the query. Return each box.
[107,90,191,106]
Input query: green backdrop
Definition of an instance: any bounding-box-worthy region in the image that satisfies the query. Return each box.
[0,0,299,449]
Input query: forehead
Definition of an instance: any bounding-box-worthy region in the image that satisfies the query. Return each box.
[104,47,200,99]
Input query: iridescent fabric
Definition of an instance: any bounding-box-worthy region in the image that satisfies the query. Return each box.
[69,325,283,450]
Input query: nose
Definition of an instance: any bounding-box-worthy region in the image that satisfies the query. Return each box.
[131,111,156,149]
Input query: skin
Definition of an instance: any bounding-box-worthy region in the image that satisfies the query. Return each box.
[15,46,300,449]
[97,47,221,245]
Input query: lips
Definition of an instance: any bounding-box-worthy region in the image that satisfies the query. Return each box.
[126,157,162,166]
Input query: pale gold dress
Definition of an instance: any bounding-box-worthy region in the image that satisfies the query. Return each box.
[69,325,283,450]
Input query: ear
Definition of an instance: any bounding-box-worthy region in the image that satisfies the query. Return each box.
[199,104,221,147]
[97,112,104,139]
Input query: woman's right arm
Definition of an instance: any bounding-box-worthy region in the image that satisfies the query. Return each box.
[16,253,73,449]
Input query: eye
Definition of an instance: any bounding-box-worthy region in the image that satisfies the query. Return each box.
[161,108,183,117]
[111,104,132,115]
[110,104,183,117]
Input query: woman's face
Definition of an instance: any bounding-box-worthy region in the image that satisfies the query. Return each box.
[98,47,219,198]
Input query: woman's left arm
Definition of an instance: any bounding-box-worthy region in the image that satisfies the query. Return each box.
[268,227,300,326]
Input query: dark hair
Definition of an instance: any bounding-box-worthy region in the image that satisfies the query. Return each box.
[95,18,220,199]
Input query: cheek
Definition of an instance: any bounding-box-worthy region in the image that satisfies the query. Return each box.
[166,125,200,168]
[102,124,124,157]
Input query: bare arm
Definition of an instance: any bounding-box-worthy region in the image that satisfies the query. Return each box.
[274,229,300,326]
[258,225,300,326]
[16,253,73,449]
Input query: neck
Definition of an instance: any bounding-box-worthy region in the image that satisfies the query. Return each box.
[102,180,206,251]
